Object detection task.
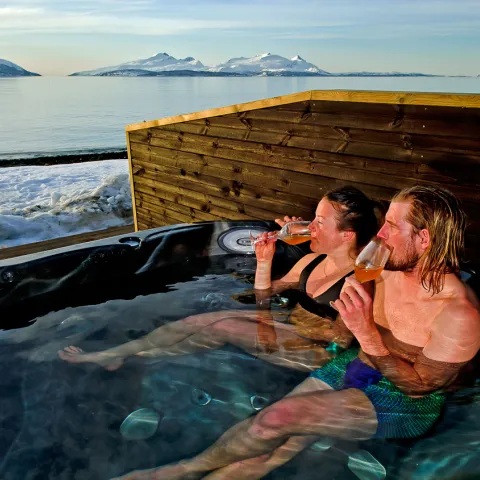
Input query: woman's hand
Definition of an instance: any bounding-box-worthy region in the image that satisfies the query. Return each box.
[331,276,376,338]
[254,231,277,263]
[274,216,304,228]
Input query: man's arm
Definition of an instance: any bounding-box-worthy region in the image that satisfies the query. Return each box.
[333,278,480,396]
[365,304,480,395]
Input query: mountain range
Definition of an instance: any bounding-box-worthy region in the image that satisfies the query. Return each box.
[70,52,435,77]
[0,59,40,77]
[0,54,441,78]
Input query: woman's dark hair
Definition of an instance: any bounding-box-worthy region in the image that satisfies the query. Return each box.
[324,186,387,254]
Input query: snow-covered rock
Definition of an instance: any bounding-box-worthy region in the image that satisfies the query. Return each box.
[69,51,435,77]
[71,52,330,76]
[71,52,205,76]
[0,160,132,248]
[0,59,40,77]
[207,53,329,75]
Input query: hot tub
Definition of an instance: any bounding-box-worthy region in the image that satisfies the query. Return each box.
[0,221,479,480]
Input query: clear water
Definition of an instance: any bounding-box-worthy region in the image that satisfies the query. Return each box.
[1,263,479,479]
[0,271,308,479]
[1,76,480,160]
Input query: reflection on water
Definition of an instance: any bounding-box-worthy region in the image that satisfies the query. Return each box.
[348,450,386,480]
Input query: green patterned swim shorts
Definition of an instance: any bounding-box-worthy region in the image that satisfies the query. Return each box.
[310,348,445,439]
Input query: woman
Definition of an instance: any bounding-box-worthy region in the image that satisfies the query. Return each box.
[58,186,384,371]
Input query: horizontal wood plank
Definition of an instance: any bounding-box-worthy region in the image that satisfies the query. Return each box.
[237,108,480,139]
[136,205,192,225]
[131,150,397,204]
[0,225,134,260]
[126,90,480,132]
[158,119,480,184]
[130,134,478,200]
[135,182,273,220]
[132,169,318,218]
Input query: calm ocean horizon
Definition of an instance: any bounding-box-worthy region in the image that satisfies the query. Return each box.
[1,76,480,162]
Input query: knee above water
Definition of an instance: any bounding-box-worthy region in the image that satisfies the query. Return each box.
[256,404,297,429]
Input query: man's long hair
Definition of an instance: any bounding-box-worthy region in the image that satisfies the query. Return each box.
[392,186,466,294]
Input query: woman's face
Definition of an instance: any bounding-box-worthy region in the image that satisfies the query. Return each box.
[308,198,347,254]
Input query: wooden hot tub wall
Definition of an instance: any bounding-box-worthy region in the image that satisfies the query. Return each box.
[126,90,480,266]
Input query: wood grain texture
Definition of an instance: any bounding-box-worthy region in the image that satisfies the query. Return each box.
[126,90,480,132]
[125,132,138,232]
[0,225,134,260]
[127,91,480,265]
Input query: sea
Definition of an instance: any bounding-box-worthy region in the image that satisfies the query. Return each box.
[1,76,480,162]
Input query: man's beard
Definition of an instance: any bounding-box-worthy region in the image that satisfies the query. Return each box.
[384,240,421,272]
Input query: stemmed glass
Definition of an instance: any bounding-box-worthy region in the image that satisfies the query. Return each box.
[250,221,312,250]
[354,237,391,283]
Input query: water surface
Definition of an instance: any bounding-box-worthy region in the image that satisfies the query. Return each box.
[1,76,480,160]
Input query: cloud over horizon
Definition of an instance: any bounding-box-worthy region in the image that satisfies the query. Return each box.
[1,0,479,76]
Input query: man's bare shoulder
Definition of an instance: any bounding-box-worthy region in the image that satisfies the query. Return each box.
[426,284,480,363]
[437,273,479,327]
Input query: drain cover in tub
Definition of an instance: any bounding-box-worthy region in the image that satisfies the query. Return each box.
[120,408,161,440]
[218,228,268,254]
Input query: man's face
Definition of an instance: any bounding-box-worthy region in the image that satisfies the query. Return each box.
[377,201,422,271]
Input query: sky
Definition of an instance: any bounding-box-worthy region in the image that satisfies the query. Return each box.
[1,0,480,76]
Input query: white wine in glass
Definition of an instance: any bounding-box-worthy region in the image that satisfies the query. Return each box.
[354,237,391,283]
[250,221,311,248]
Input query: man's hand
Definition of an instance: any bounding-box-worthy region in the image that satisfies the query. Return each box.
[275,216,304,228]
[332,276,376,338]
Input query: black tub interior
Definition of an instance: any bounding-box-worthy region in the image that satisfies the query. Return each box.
[0,221,479,480]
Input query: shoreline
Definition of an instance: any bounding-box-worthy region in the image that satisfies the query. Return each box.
[0,150,128,168]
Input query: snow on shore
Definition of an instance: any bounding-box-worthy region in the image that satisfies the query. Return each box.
[0,160,132,248]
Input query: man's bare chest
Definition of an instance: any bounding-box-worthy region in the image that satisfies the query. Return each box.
[373,282,440,348]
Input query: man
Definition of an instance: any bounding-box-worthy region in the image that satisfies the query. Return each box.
[114,185,480,480]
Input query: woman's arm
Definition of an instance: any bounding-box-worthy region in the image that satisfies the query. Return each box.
[255,250,320,292]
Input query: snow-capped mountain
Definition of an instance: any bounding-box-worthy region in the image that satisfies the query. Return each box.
[69,52,434,77]
[207,53,329,75]
[0,59,40,77]
[71,52,329,76]
[71,52,205,76]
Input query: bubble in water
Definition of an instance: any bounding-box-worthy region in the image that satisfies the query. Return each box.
[120,408,161,440]
[309,437,335,452]
[57,314,95,337]
[348,449,386,480]
[1,270,15,283]
[250,395,270,411]
[191,388,212,406]
[202,293,232,311]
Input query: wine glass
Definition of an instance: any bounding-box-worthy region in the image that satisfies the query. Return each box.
[250,221,312,250]
[354,237,391,283]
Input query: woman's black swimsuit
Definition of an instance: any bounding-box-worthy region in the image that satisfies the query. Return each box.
[296,254,352,320]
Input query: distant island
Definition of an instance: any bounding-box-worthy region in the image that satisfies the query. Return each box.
[0,59,40,77]
[70,52,438,78]
[0,53,444,78]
